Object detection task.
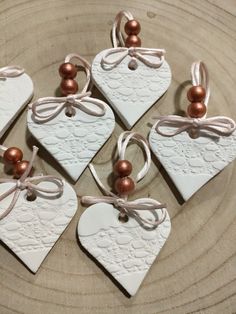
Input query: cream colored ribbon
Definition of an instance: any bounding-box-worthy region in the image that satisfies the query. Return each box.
[82,132,167,228]
[29,53,106,122]
[29,92,106,123]
[101,47,166,69]
[101,10,165,69]
[0,65,24,78]
[0,146,64,220]
[154,61,236,137]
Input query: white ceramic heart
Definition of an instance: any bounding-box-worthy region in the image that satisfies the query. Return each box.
[0,74,33,138]
[27,102,115,181]
[78,203,171,296]
[91,49,171,129]
[149,125,236,201]
[0,181,77,272]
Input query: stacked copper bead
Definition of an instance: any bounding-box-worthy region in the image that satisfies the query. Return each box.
[3,147,32,178]
[124,19,141,48]
[187,85,207,118]
[59,62,78,96]
[114,160,135,196]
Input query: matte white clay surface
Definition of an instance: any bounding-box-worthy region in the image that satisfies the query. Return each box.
[78,203,171,296]
[0,73,33,138]
[149,125,236,201]
[92,49,171,129]
[27,102,115,181]
[0,181,78,273]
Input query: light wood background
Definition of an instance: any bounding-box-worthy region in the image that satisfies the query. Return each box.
[0,0,236,313]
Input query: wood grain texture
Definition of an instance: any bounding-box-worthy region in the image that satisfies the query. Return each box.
[0,0,236,313]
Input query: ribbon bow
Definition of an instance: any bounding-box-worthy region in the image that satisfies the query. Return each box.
[153,61,236,138]
[82,132,167,228]
[154,115,236,137]
[82,192,166,228]
[101,47,166,69]
[29,91,106,123]
[0,146,64,220]
[0,65,24,78]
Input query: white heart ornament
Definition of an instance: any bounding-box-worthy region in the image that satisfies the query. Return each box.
[92,49,171,129]
[78,203,171,296]
[27,102,115,181]
[149,126,236,201]
[0,181,77,272]
[0,73,33,138]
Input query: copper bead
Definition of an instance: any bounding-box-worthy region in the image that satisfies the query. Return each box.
[187,85,206,102]
[114,177,135,195]
[187,102,207,118]
[59,62,77,79]
[13,160,32,178]
[3,147,23,164]
[125,35,141,48]
[124,19,141,35]
[114,160,132,177]
[60,79,78,96]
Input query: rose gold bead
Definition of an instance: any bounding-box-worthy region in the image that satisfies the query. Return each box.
[60,79,78,96]
[124,19,141,35]
[114,160,132,177]
[187,102,207,118]
[59,62,77,79]
[114,176,135,195]
[187,85,206,102]
[13,160,33,178]
[3,147,23,164]
[125,35,141,48]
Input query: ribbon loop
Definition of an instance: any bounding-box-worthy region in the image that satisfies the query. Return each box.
[81,132,167,228]
[0,65,24,78]
[101,47,165,69]
[154,115,236,137]
[29,91,106,122]
[0,146,64,220]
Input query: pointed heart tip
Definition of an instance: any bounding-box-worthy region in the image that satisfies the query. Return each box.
[18,249,50,273]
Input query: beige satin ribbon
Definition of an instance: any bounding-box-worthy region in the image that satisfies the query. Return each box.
[153,61,236,137]
[101,47,166,69]
[29,53,106,122]
[82,132,167,228]
[29,92,106,123]
[154,115,236,137]
[0,146,64,220]
[0,65,24,78]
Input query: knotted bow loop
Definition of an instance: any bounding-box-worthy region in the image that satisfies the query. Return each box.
[29,53,107,122]
[153,61,236,138]
[101,47,166,69]
[117,131,151,182]
[29,92,106,123]
[153,115,236,137]
[0,65,24,78]
[81,132,167,228]
[64,53,91,93]
[82,195,166,228]
[112,10,134,48]
[0,146,64,220]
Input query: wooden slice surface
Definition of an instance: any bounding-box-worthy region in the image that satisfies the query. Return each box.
[0,0,235,313]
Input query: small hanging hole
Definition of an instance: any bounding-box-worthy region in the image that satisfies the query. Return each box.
[188,129,200,139]
[65,107,76,117]
[118,213,129,223]
[26,193,37,202]
[128,59,138,71]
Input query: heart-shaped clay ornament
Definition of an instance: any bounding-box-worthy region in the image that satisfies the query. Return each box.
[0,73,33,138]
[149,126,236,201]
[0,180,77,272]
[78,203,171,296]
[92,49,171,129]
[27,103,115,181]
